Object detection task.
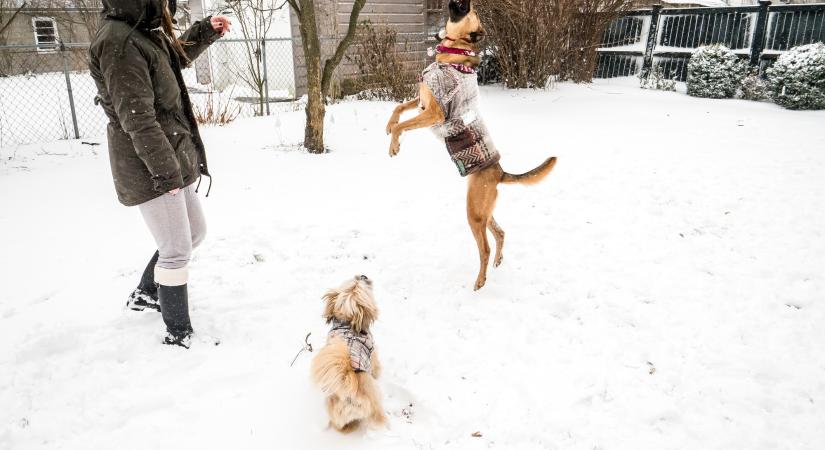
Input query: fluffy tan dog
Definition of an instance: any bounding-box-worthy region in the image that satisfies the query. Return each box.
[311,275,386,433]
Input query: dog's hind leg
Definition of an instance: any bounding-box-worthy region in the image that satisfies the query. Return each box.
[358,373,387,428]
[468,215,489,291]
[488,217,505,268]
[467,175,498,291]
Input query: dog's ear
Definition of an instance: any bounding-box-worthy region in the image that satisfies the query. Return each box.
[448,0,472,23]
[351,294,378,334]
[322,289,338,323]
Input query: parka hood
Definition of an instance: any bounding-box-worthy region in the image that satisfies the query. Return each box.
[102,0,166,30]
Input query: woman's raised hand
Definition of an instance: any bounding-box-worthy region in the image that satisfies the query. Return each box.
[210,16,232,36]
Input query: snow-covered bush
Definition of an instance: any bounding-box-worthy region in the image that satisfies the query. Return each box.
[766,43,825,110]
[740,68,768,101]
[639,66,676,91]
[687,44,746,99]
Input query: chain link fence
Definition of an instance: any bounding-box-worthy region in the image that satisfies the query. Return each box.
[0,38,297,147]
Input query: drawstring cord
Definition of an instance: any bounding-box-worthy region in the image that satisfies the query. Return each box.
[119,9,146,57]
[195,173,212,197]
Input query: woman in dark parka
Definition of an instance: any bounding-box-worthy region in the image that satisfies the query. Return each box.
[89,0,230,348]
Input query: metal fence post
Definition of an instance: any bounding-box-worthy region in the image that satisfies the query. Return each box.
[641,5,662,78]
[60,41,81,140]
[261,38,271,116]
[750,0,771,67]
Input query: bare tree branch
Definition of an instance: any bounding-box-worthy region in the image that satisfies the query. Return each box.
[285,0,299,15]
[320,0,365,96]
[221,0,281,115]
[0,1,28,38]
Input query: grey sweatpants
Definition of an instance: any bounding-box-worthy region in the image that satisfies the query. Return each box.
[138,183,206,286]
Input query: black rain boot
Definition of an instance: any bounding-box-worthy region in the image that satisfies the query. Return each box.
[159,283,193,349]
[126,251,161,312]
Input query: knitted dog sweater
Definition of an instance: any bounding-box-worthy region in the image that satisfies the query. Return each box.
[421,62,500,176]
[328,319,374,373]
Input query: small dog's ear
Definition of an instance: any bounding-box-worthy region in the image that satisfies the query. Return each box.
[354,301,378,334]
[322,289,338,323]
[448,0,471,23]
[349,291,378,333]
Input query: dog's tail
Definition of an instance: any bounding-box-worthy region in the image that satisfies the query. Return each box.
[500,156,557,185]
[311,338,358,398]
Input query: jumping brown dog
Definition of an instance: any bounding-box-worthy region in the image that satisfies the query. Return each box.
[385,0,557,291]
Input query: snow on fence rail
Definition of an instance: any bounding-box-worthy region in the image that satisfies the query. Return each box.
[595,1,825,81]
[0,38,296,147]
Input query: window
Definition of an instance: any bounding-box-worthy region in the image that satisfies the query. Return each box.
[32,17,59,52]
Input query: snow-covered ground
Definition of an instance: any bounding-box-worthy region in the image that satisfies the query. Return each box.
[1,79,824,449]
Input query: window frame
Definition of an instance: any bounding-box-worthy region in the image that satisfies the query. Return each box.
[32,16,60,53]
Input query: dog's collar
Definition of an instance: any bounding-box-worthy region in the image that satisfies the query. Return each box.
[437,44,476,57]
[330,318,351,330]
[436,44,477,74]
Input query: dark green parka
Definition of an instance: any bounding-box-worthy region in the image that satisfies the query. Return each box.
[89,0,220,206]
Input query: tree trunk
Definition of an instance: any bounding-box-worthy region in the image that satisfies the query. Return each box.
[304,61,325,152]
[296,0,326,153]
[290,0,364,153]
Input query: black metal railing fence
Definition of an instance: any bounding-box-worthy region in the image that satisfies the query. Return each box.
[595,1,825,81]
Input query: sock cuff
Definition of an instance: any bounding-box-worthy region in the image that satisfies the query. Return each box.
[155,266,189,286]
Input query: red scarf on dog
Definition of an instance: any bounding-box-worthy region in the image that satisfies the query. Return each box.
[436,44,477,74]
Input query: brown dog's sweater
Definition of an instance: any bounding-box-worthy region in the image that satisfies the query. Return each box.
[421,62,500,176]
[328,319,374,373]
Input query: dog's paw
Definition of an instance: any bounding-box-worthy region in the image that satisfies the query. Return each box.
[385,120,398,135]
[494,255,503,268]
[473,277,486,291]
[388,139,401,157]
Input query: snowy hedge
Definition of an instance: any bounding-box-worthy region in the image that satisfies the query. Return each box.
[687,44,746,99]
[740,68,768,101]
[639,66,676,92]
[766,43,825,110]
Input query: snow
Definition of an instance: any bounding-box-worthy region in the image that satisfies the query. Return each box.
[2,79,825,449]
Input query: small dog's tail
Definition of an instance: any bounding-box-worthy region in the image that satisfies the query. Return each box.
[501,156,557,185]
[311,338,358,397]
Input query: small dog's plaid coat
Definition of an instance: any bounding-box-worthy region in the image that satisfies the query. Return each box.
[328,319,374,373]
[421,62,500,176]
